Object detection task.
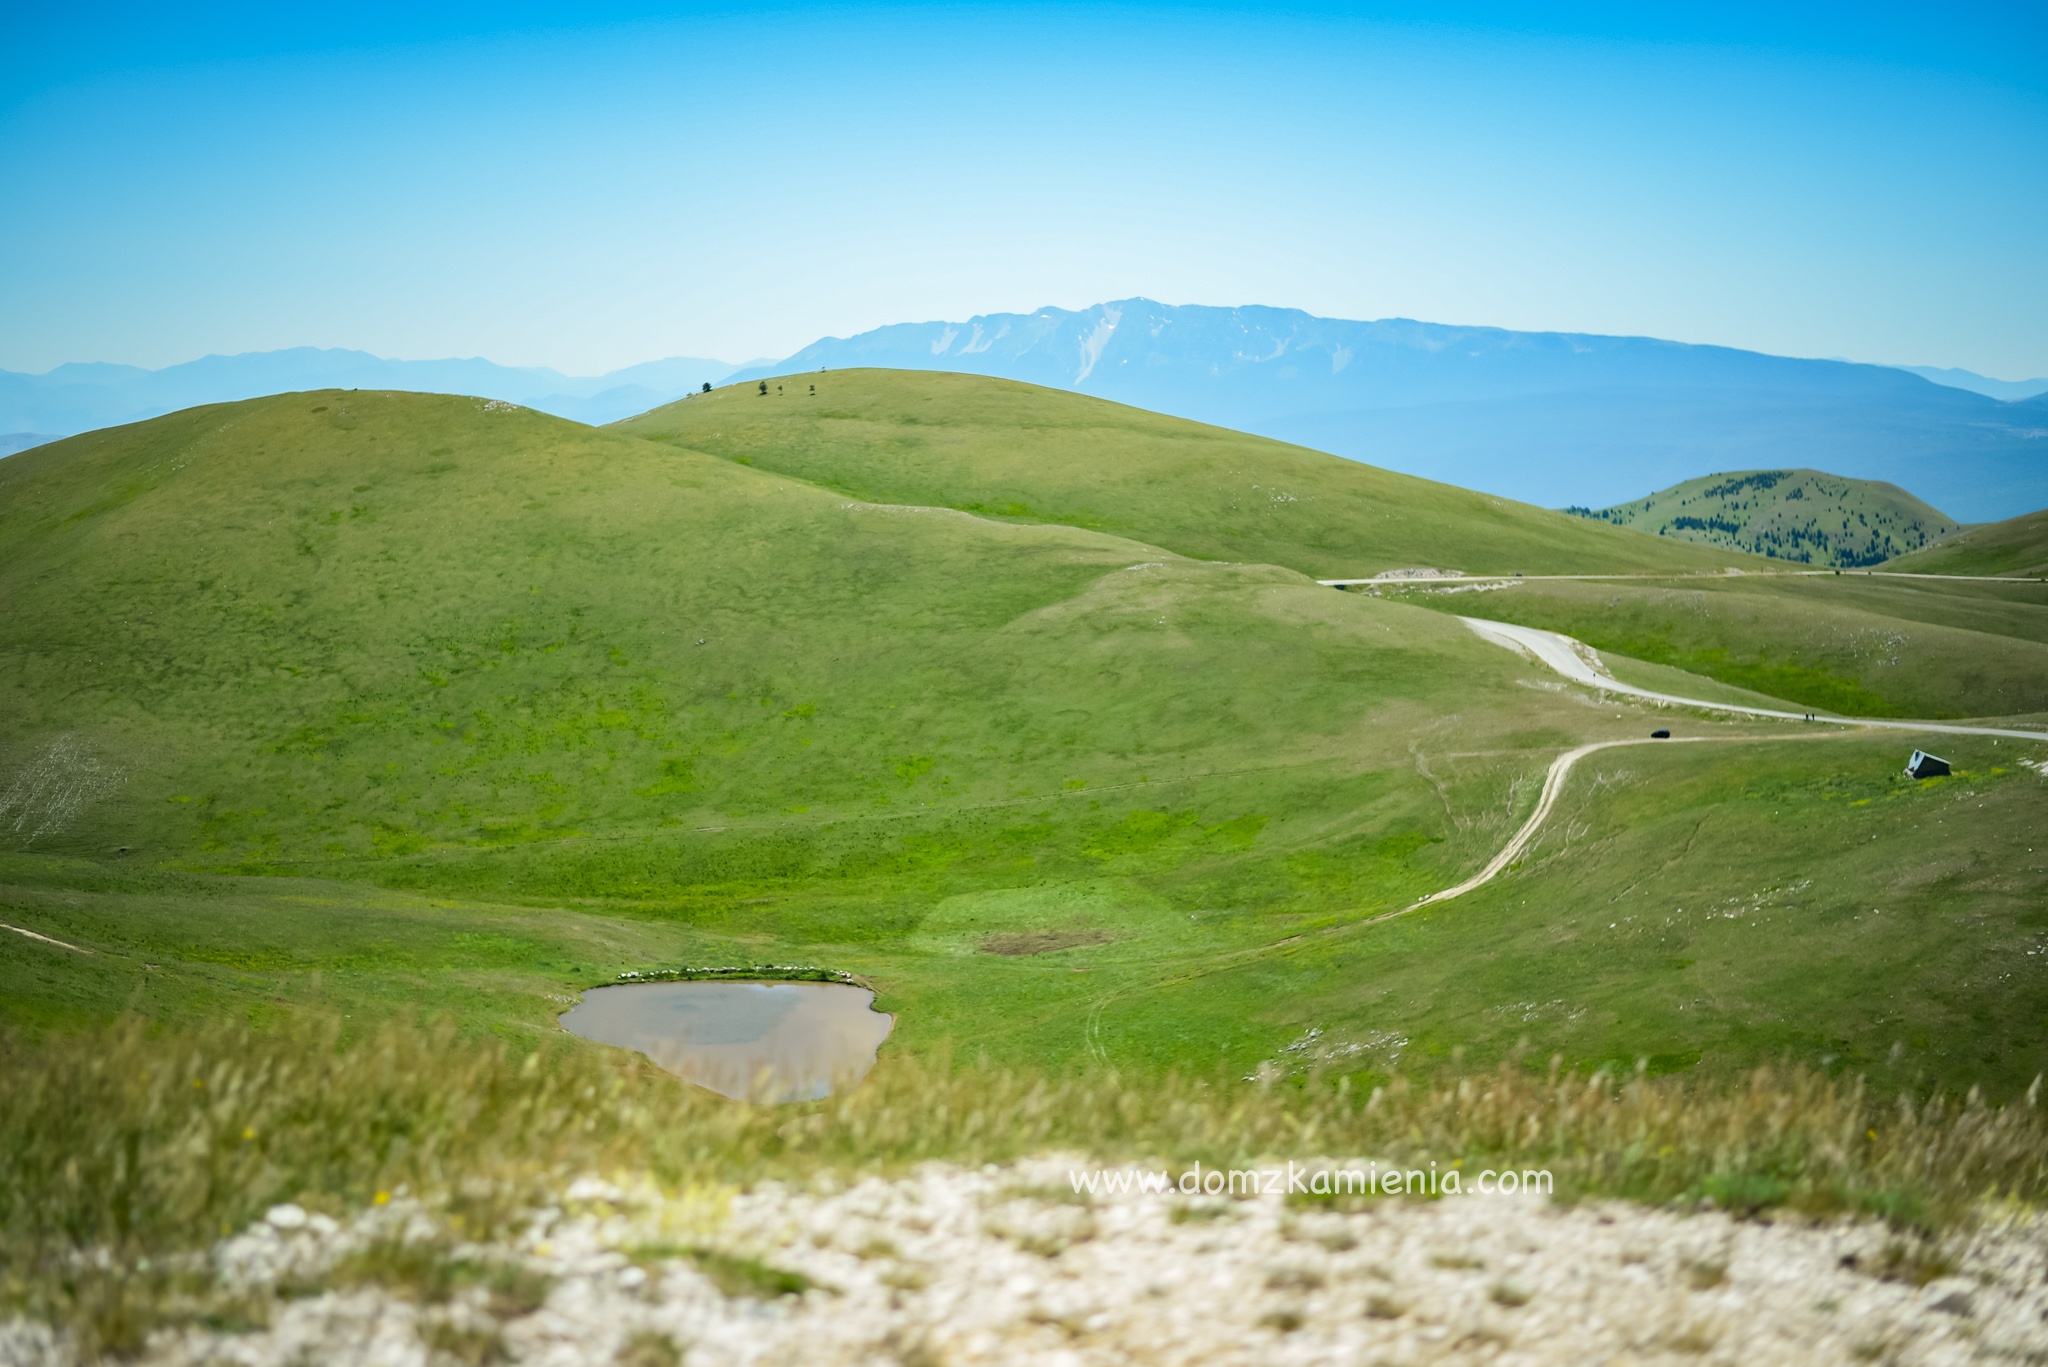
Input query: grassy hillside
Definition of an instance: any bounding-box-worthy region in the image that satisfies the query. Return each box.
[615,369,1757,579]
[0,390,1575,869]
[1098,731,2048,1096]
[1883,507,2048,578]
[1566,468,1958,567]
[3,384,2044,1102]
[0,389,1571,1043]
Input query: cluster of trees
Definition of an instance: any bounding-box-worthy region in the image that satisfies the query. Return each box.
[1648,515,1923,567]
[1667,514,1744,537]
[1568,469,1943,568]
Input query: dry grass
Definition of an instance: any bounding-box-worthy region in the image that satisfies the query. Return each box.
[2,1018,2044,1355]
[977,929,1114,957]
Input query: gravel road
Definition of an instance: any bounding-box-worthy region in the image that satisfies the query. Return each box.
[1459,616,2048,742]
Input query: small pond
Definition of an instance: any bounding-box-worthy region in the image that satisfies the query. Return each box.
[559,980,894,1103]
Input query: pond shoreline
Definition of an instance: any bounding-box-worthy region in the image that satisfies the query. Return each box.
[603,963,876,990]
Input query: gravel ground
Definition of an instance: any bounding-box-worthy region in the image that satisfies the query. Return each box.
[6,1157,2046,1366]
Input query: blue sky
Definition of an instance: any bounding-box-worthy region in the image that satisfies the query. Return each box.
[3,2,2043,377]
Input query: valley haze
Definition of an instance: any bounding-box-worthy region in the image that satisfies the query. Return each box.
[7,300,2045,520]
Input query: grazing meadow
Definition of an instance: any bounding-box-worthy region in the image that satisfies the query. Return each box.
[1884,507,2048,579]
[3,373,2046,1353]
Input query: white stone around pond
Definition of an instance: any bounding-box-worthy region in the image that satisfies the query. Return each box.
[559,980,894,1102]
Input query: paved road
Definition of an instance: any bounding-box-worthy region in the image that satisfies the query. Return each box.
[1460,616,2048,742]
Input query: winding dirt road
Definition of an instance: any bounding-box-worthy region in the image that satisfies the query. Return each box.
[1083,617,2048,1056]
[1460,615,2048,742]
[1408,735,1753,912]
[1411,615,2048,914]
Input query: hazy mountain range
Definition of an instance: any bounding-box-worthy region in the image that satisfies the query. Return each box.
[6,302,2045,519]
[0,349,750,441]
[731,302,2048,521]
[1897,366,2048,402]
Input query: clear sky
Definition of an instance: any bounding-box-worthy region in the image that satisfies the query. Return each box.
[3,2,2043,378]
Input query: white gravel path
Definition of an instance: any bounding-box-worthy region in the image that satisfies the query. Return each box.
[9,1158,2044,1367]
[1458,616,2048,741]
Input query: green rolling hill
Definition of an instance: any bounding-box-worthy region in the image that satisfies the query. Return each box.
[1,379,2044,1099]
[0,389,1530,873]
[0,388,1570,1045]
[1884,507,2048,578]
[615,369,1760,579]
[623,372,2047,721]
[1566,468,1959,567]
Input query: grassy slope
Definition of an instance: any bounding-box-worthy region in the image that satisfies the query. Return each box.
[3,384,2043,1098]
[1571,468,1958,568]
[1883,508,2048,578]
[0,853,673,1034]
[3,390,1511,861]
[1387,574,2048,719]
[619,374,2048,722]
[1099,732,2048,1097]
[615,370,1756,580]
[0,389,1581,1049]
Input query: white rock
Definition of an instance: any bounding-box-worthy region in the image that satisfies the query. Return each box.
[19,1159,2048,1367]
[263,1204,308,1231]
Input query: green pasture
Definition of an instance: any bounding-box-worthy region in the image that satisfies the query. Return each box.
[1081,731,2048,1097]
[0,389,1571,872]
[8,722,2045,1097]
[1884,507,2048,578]
[1,378,2043,1100]
[0,386,1575,1045]
[617,369,1755,579]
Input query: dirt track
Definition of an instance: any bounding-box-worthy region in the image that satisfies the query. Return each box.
[1404,616,2048,914]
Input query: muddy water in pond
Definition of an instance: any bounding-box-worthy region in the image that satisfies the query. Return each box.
[559,981,894,1102]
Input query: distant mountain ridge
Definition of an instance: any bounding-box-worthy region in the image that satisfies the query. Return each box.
[10,304,2046,521]
[0,348,746,435]
[1899,366,2048,403]
[1568,469,1959,568]
[732,300,2048,521]
[741,301,1945,416]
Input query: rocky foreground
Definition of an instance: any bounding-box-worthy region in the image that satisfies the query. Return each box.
[6,1158,2046,1366]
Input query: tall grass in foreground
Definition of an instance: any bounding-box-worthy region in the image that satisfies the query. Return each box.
[3,1018,2044,1351]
